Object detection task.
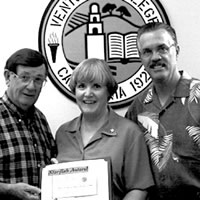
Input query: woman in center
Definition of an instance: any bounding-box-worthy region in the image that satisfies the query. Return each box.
[55,58,154,200]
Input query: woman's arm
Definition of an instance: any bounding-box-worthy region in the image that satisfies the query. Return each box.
[123,189,148,200]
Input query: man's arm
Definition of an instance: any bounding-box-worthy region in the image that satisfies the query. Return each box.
[0,182,41,200]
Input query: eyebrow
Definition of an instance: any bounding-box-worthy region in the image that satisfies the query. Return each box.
[18,72,45,77]
[142,44,168,50]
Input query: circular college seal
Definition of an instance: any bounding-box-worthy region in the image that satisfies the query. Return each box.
[39,0,170,108]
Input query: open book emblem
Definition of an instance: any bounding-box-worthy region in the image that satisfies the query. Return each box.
[39,0,169,108]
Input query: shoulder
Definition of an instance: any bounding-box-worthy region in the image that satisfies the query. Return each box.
[34,107,49,123]
[190,78,200,88]
[111,111,143,136]
[56,116,80,135]
[187,78,200,112]
[180,70,200,89]
[0,98,10,119]
[34,107,45,117]
[125,86,153,120]
[0,98,5,109]
[130,85,153,106]
[111,112,146,152]
[114,111,138,126]
[185,77,200,100]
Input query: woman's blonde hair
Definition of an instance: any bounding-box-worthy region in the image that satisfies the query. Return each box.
[69,58,118,100]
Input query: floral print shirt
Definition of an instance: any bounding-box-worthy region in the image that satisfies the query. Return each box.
[125,71,200,199]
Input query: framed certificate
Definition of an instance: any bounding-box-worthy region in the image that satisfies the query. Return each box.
[41,158,112,200]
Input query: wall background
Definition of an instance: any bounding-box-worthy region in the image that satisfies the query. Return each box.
[0,0,200,136]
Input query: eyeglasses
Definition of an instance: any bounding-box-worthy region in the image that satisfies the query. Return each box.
[140,44,175,58]
[10,71,47,87]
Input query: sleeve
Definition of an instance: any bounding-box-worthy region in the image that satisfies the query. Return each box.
[125,99,139,123]
[124,125,154,191]
[36,108,58,160]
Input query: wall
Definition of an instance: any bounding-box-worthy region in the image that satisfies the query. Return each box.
[0,0,200,136]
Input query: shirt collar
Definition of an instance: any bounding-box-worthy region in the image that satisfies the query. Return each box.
[143,71,192,104]
[173,71,191,98]
[2,92,35,119]
[66,106,118,137]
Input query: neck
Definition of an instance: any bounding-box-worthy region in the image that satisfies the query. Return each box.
[154,70,181,106]
[80,108,109,146]
[7,91,32,113]
[82,107,109,127]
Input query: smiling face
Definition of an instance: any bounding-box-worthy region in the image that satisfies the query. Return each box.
[138,28,179,84]
[6,64,46,111]
[75,81,109,118]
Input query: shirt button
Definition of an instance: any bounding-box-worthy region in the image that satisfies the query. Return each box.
[37,163,41,168]
[172,153,180,163]
[110,129,114,133]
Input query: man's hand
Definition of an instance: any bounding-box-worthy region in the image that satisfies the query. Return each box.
[51,158,59,164]
[8,182,41,200]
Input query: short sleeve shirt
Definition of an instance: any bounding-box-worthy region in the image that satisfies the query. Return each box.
[125,71,200,198]
[56,108,154,200]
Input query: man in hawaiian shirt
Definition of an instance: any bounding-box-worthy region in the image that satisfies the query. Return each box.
[125,22,200,200]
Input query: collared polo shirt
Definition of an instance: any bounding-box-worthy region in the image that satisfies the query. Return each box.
[56,108,154,200]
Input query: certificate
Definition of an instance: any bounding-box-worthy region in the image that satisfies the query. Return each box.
[41,158,112,200]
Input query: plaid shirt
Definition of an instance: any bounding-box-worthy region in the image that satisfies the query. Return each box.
[0,93,57,187]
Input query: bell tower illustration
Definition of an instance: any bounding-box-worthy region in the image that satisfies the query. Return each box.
[85,3,106,59]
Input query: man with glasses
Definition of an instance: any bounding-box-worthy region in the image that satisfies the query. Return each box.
[125,22,200,200]
[0,48,57,200]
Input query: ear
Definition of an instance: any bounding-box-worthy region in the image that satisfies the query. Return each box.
[4,70,11,86]
[176,45,180,55]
